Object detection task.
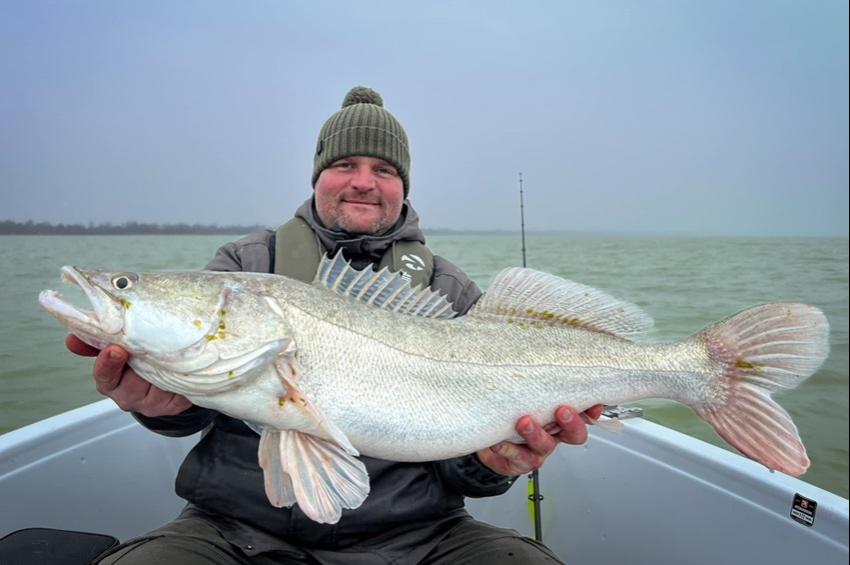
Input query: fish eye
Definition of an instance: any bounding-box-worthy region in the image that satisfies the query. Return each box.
[111,275,134,290]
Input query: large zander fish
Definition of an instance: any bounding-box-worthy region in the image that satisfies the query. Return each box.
[39,254,830,524]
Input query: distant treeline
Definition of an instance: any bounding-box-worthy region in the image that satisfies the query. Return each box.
[1,220,522,236]
[0,220,268,236]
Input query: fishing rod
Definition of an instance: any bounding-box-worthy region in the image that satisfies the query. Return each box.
[519,173,527,270]
[519,172,544,543]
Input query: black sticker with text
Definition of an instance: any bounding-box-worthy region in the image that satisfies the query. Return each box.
[789,493,817,527]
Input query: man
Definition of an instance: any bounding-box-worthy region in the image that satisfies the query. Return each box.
[66,86,603,564]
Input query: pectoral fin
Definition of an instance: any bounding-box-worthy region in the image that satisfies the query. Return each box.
[258,428,370,524]
[275,356,359,455]
[135,340,289,396]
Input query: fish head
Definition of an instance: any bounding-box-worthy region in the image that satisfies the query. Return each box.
[38,266,236,356]
[39,266,298,396]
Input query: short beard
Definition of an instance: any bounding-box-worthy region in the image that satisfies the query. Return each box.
[321,209,393,236]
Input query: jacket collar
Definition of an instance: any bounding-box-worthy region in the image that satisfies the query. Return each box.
[293,197,426,265]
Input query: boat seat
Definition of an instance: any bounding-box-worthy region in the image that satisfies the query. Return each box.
[0,527,119,565]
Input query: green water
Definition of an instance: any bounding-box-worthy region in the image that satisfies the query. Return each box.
[0,234,846,498]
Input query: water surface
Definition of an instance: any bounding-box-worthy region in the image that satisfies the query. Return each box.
[1,234,846,498]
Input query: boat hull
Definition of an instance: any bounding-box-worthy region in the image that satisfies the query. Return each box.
[1,400,847,562]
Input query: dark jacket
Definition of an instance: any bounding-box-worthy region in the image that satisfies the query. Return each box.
[133,198,514,564]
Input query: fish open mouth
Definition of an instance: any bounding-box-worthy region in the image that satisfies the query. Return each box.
[38,266,126,349]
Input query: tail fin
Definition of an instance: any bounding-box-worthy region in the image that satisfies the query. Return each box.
[693,303,829,476]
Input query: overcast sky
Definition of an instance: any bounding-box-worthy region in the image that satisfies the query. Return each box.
[1,0,847,236]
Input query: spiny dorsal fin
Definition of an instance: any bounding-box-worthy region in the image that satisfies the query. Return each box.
[470,267,653,337]
[315,253,456,319]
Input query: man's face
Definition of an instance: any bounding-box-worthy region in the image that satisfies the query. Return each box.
[314,155,405,236]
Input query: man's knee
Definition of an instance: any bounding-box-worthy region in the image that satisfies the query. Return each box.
[96,518,237,565]
[474,535,563,564]
[425,519,564,564]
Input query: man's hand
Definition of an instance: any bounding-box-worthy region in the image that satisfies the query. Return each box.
[65,334,192,417]
[476,404,604,476]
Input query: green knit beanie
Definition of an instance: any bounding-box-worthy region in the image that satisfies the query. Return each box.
[312,86,411,197]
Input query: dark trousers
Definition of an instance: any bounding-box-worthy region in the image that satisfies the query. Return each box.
[96,517,564,565]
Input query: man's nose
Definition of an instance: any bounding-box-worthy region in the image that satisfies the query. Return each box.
[350,167,377,190]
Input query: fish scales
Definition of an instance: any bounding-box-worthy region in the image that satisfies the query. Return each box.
[287,306,711,455]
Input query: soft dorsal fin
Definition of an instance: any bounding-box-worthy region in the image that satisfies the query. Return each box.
[470,267,653,337]
[315,253,456,319]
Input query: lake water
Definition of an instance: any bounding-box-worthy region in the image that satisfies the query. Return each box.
[0,234,846,499]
